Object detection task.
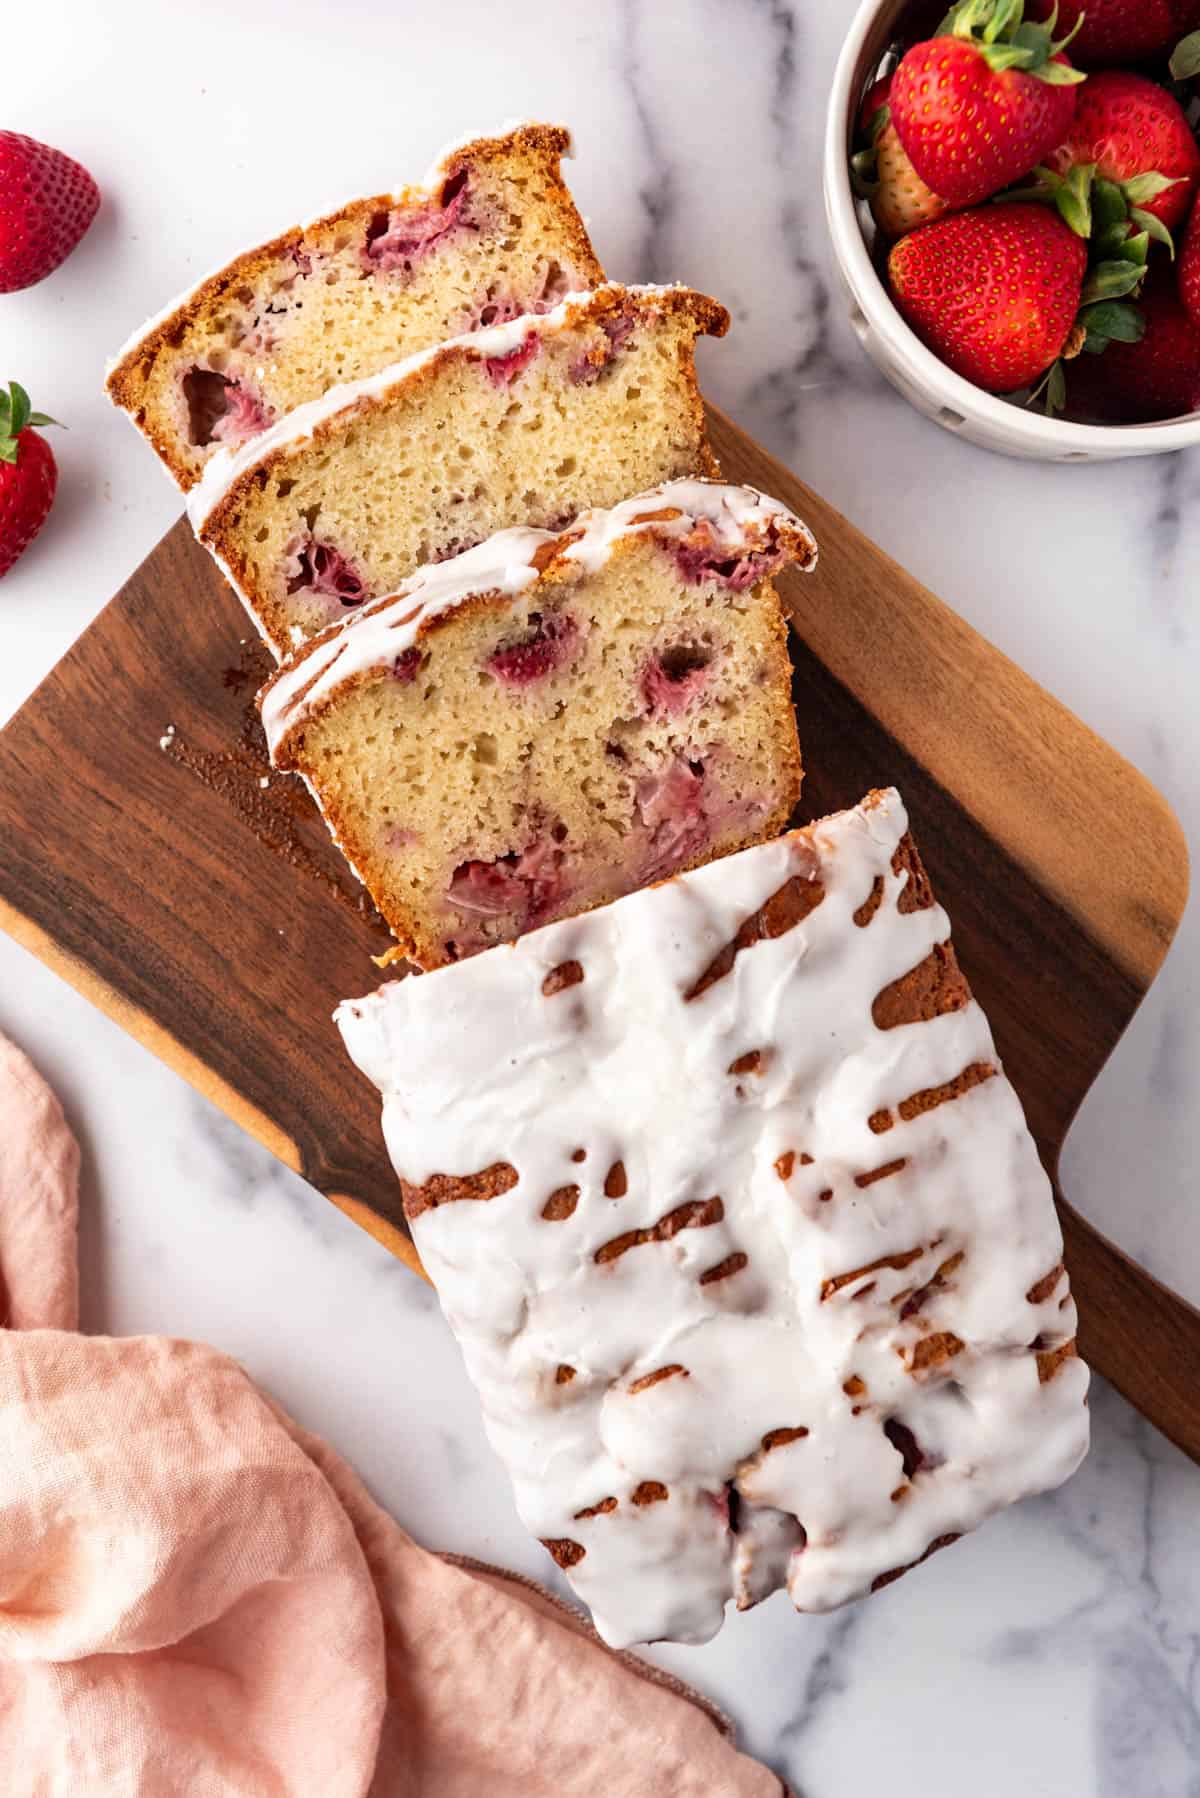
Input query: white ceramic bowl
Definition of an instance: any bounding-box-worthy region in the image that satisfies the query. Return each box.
[824,0,1200,461]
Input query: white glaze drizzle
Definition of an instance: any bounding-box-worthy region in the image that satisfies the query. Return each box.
[337,790,1090,1649]
[185,283,701,536]
[259,480,817,759]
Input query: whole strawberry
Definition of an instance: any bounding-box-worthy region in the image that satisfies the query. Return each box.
[0,384,60,579]
[1047,72,1200,232]
[1029,0,1200,67]
[0,131,99,294]
[1181,199,1200,326]
[1067,273,1200,419]
[890,0,1085,210]
[855,76,951,238]
[889,203,1087,391]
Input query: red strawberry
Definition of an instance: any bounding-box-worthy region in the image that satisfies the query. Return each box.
[0,384,60,579]
[0,132,99,294]
[889,204,1087,392]
[890,1,1085,210]
[487,612,578,686]
[856,76,951,238]
[1029,0,1200,67]
[1047,72,1200,232]
[1181,199,1200,325]
[1068,272,1200,419]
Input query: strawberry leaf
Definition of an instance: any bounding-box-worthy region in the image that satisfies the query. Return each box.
[1121,172,1184,205]
[1129,207,1176,256]
[1046,360,1067,415]
[1052,163,1094,237]
[1047,5,1086,57]
[1169,30,1200,81]
[1027,360,1067,415]
[1033,58,1087,84]
[946,0,1086,75]
[8,383,31,438]
[979,44,1038,71]
[1092,179,1128,236]
[0,381,59,450]
[1081,259,1145,303]
[28,411,59,428]
[983,0,1023,44]
[1011,20,1050,53]
[1080,300,1145,346]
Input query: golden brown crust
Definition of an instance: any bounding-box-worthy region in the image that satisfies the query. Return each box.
[684,867,825,1003]
[897,1061,996,1122]
[542,1537,586,1568]
[870,1531,961,1595]
[542,959,585,996]
[821,1245,926,1302]
[594,1197,724,1267]
[698,1251,750,1285]
[872,943,971,1032]
[627,1364,688,1394]
[1036,1337,1079,1383]
[892,832,936,914]
[906,1330,965,1374]
[107,123,601,490]
[400,1159,518,1220]
[1026,1261,1066,1306]
[541,1185,581,1221]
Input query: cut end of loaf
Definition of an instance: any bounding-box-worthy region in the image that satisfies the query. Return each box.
[105,122,604,492]
[266,497,809,966]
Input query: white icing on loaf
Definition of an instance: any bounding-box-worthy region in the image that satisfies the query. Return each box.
[337,790,1090,1649]
[186,284,704,535]
[258,480,817,759]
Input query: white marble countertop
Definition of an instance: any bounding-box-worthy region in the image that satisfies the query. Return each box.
[4,2,1199,1791]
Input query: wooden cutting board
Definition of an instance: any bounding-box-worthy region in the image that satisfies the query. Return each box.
[0,404,1196,1461]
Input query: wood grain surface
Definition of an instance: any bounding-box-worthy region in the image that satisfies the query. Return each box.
[0,403,1195,1451]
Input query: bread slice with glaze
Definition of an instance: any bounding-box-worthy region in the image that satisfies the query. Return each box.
[189,283,729,657]
[106,123,603,492]
[260,480,817,968]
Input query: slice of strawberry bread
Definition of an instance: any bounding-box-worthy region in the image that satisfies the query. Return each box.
[259,480,817,968]
[189,283,729,658]
[106,123,603,492]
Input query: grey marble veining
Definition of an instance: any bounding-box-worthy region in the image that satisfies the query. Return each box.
[2,2,1199,1792]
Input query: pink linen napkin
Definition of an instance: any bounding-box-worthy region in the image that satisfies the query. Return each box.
[0,1034,785,1796]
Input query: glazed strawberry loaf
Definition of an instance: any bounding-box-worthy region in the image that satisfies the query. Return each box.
[106,124,603,491]
[188,283,728,657]
[261,481,817,967]
[337,789,1090,1649]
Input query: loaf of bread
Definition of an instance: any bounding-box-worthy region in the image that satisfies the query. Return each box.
[337,789,1090,1649]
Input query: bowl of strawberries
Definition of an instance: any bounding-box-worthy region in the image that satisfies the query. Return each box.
[825,0,1200,458]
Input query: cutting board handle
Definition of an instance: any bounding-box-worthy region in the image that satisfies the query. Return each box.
[1058,1187,1200,1463]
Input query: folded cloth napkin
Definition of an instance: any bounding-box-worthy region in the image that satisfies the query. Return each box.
[0,1035,784,1797]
